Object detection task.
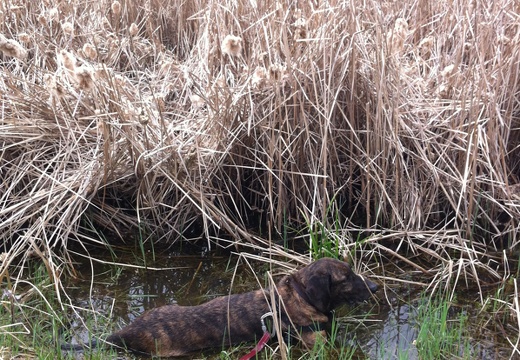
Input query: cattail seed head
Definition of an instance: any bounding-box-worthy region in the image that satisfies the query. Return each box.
[190,94,205,108]
[129,23,139,37]
[17,33,30,43]
[418,36,434,59]
[61,21,74,36]
[221,35,242,57]
[38,13,47,26]
[0,33,27,60]
[252,66,267,88]
[387,18,408,55]
[82,43,97,60]
[48,8,59,22]
[43,74,65,99]
[440,64,455,78]
[111,1,122,15]
[74,65,94,91]
[58,49,77,72]
[292,10,307,41]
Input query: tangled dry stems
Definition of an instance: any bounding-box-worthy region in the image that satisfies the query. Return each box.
[1,0,520,344]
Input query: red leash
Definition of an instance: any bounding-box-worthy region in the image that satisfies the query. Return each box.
[239,312,274,360]
[239,331,271,360]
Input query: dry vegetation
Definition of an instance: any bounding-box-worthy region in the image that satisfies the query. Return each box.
[1,0,520,355]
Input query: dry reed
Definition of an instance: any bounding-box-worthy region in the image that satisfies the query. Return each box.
[1,0,520,355]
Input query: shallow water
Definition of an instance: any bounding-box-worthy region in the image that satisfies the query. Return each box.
[63,249,513,359]
[353,283,511,360]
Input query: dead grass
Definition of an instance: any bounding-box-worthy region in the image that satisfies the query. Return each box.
[1,0,520,356]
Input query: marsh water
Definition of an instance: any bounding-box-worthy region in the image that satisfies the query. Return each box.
[63,247,511,359]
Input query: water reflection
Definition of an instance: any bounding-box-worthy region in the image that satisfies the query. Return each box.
[354,292,507,360]
[64,254,260,345]
[358,302,419,359]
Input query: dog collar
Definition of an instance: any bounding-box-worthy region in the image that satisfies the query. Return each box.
[289,278,313,305]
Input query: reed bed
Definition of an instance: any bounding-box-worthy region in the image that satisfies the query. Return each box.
[1,0,520,355]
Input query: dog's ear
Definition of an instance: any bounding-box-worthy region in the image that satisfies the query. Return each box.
[305,272,331,313]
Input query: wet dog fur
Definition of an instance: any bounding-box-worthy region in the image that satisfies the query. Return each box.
[101,258,378,357]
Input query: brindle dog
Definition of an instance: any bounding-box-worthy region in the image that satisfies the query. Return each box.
[102,258,378,357]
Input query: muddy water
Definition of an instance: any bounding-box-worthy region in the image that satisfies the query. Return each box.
[64,249,511,359]
[356,293,505,360]
[353,279,512,360]
[64,249,269,358]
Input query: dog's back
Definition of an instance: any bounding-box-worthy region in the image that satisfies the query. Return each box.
[107,289,271,357]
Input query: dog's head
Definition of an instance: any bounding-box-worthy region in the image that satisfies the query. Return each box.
[294,258,378,313]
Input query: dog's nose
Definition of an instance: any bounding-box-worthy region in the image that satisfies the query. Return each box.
[366,279,378,293]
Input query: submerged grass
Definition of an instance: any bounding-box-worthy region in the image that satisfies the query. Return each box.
[0,262,113,359]
[0,0,520,358]
[414,292,474,360]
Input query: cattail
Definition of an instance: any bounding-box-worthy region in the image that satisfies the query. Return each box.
[48,8,59,22]
[74,65,94,91]
[418,36,434,59]
[17,33,30,44]
[268,64,285,81]
[111,1,122,16]
[387,18,408,55]
[221,35,242,57]
[61,21,74,36]
[57,49,76,72]
[0,33,27,60]
[292,10,307,41]
[190,94,205,108]
[43,74,65,99]
[129,23,139,37]
[440,64,455,78]
[82,43,97,60]
[251,66,267,88]
[37,12,46,27]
